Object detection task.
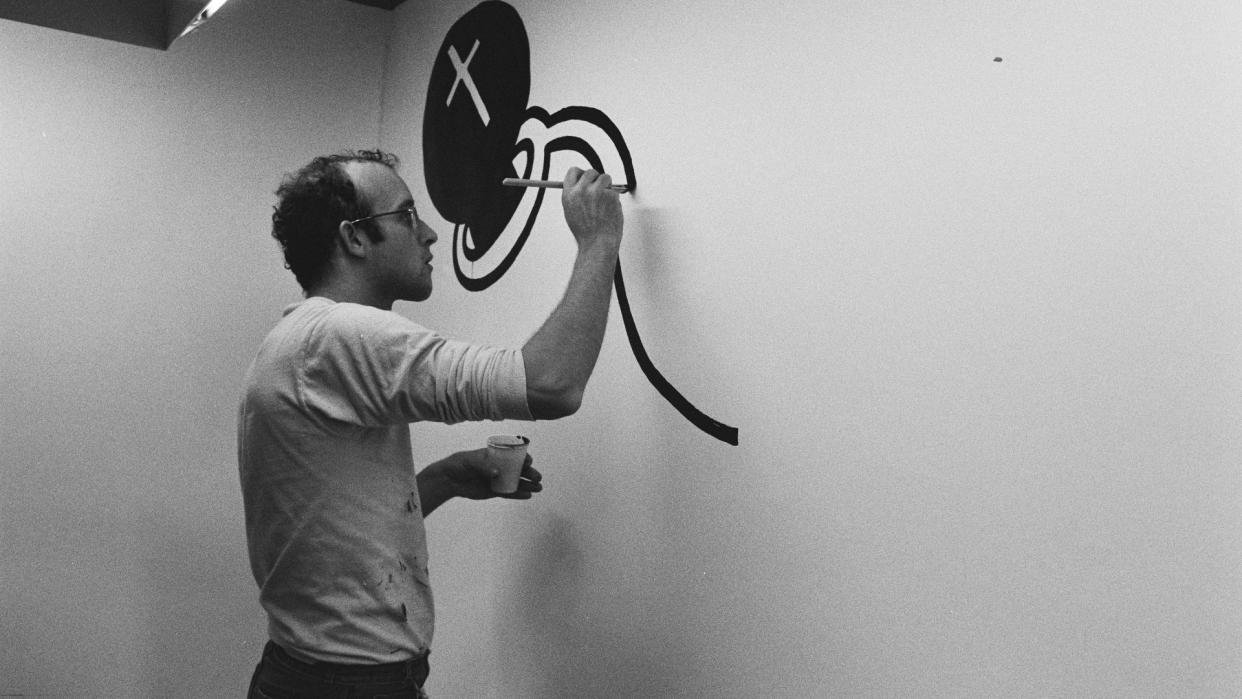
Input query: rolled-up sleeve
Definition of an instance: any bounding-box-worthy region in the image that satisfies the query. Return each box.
[300,304,532,426]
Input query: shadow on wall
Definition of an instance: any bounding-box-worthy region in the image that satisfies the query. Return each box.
[496,512,696,698]
[136,509,263,698]
[487,205,744,697]
[492,416,724,693]
[1,603,65,698]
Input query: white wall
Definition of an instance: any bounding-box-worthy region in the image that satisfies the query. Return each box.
[0,1,390,695]
[382,1,1242,697]
[2,1,1239,696]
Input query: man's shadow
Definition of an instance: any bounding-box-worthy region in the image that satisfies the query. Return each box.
[498,511,698,698]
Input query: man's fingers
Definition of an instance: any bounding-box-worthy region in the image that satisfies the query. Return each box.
[499,474,541,499]
[519,463,541,482]
[517,460,542,494]
[567,167,600,189]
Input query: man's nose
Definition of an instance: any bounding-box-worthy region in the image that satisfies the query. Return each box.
[420,219,438,246]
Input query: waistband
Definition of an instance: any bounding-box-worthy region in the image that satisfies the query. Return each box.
[264,640,430,686]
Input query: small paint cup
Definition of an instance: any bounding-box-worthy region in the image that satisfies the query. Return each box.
[486,435,530,494]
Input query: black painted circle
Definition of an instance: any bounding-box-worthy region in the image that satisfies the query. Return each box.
[422,1,530,262]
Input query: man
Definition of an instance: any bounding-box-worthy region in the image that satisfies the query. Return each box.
[239,150,622,697]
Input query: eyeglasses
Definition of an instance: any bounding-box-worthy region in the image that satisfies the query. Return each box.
[348,206,419,228]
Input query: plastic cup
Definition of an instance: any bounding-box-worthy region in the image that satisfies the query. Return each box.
[487,435,530,494]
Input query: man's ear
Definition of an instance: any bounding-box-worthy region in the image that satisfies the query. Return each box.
[337,221,370,259]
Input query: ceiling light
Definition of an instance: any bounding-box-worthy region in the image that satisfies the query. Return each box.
[171,0,231,44]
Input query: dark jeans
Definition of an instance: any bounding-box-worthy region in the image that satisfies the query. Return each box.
[247,641,430,699]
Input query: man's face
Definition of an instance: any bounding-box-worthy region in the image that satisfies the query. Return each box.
[346,161,438,303]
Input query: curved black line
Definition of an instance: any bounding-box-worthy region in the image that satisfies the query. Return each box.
[453,136,547,291]
[534,105,637,191]
[490,105,736,444]
[536,107,735,445]
[547,135,602,171]
[614,261,739,446]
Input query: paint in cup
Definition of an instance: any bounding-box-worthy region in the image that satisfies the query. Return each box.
[486,435,530,494]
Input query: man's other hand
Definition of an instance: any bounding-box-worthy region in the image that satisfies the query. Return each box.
[442,448,543,501]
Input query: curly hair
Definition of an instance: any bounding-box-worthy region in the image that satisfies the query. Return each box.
[271,149,400,292]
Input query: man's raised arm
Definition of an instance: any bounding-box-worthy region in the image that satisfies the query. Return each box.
[522,167,624,419]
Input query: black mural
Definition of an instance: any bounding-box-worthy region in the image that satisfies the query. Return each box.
[423,1,738,446]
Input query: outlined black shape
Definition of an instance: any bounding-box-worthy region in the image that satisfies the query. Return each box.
[532,109,737,446]
[422,1,738,445]
[423,0,529,289]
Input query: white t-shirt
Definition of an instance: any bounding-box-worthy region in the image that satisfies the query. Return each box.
[238,297,531,664]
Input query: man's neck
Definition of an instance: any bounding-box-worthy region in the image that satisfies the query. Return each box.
[307,277,392,310]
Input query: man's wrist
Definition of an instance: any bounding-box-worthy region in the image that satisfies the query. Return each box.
[576,228,622,255]
[417,461,458,515]
[575,238,621,270]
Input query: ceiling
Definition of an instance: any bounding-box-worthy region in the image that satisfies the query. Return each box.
[344,0,407,8]
[0,0,407,50]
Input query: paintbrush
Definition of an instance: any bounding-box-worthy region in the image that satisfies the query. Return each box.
[502,177,631,193]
